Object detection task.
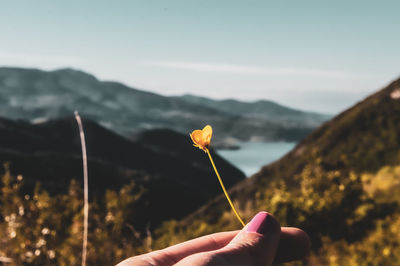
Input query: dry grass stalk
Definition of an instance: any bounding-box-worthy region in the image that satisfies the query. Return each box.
[74,111,89,266]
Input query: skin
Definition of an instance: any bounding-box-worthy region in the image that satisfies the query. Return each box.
[117,214,311,266]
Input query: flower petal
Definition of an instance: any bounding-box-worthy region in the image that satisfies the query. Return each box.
[202,125,212,145]
[190,130,203,145]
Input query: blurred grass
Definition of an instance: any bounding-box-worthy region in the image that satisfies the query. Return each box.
[0,164,146,265]
[0,160,399,265]
[153,162,400,265]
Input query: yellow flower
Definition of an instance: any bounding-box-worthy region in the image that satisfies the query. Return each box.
[189,125,245,227]
[190,125,212,152]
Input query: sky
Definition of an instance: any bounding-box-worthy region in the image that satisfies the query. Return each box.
[1,0,399,114]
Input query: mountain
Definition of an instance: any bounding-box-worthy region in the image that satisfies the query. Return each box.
[152,78,400,263]
[178,94,330,127]
[0,67,329,144]
[0,116,245,230]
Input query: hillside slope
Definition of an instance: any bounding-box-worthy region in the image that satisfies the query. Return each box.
[0,116,245,230]
[153,77,400,263]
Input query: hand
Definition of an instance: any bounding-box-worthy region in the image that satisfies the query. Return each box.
[117,212,310,266]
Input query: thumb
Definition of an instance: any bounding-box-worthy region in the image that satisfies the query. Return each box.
[176,212,281,266]
[219,211,281,265]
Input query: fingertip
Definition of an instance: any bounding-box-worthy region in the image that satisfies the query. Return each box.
[246,212,280,236]
[275,227,311,263]
[286,227,311,255]
[219,212,281,265]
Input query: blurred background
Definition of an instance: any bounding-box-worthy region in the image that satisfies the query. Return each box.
[0,1,399,265]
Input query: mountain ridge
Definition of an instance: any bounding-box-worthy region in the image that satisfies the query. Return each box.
[0,67,329,144]
[179,93,331,118]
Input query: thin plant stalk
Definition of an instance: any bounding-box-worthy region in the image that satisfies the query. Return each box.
[74,111,89,266]
[205,148,245,227]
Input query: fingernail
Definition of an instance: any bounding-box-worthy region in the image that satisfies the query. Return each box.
[246,211,275,235]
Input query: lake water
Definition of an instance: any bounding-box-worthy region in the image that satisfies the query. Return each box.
[217,142,296,177]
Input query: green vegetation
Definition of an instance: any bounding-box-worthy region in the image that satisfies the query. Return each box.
[0,164,146,265]
[153,163,400,265]
[2,161,398,265]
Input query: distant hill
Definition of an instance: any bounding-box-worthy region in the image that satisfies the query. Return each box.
[153,77,400,260]
[0,67,330,144]
[0,116,245,230]
[178,94,330,127]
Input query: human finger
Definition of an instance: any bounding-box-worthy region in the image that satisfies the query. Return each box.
[175,212,281,266]
[274,227,311,263]
[116,231,238,266]
[117,215,310,266]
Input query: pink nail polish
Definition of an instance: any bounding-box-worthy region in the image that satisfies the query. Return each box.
[246,211,272,234]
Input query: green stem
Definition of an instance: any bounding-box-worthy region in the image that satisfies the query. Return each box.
[206,149,245,227]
